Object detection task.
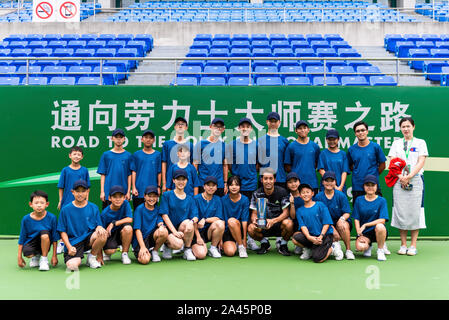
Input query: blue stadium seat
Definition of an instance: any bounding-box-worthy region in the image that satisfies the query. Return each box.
[49,76,76,85]
[47,41,67,50]
[252,48,273,57]
[0,77,20,85]
[58,60,81,69]
[74,48,95,57]
[310,40,330,50]
[330,41,352,50]
[7,41,27,49]
[291,40,311,50]
[77,76,102,85]
[0,66,16,77]
[16,66,41,79]
[204,60,229,67]
[116,34,134,43]
[95,48,117,57]
[279,65,303,79]
[86,40,106,50]
[341,76,369,86]
[306,34,324,42]
[127,40,147,56]
[93,66,118,85]
[295,48,316,58]
[288,34,306,43]
[394,41,416,58]
[332,65,355,80]
[284,76,311,86]
[209,48,229,57]
[230,48,251,57]
[67,40,87,50]
[312,76,341,86]
[356,65,382,81]
[213,34,231,42]
[440,66,449,86]
[0,49,11,56]
[316,48,338,57]
[31,48,53,57]
[369,76,397,86]
[324,34,344,42]
[338,48,362,57]
[116,48,138,69]
[408,49,430,70]
[80,34,97,42]
[423,60,449,81]
[21,76,48,85]
[97,34,117,43]
[199,75,227,86]
[203,65,228,76]
[228,75,252,86]
[32,59,59,68]
[43,66,67,80]
[27,41,47,49]
[269,34,287,43]
[108,40,127,50]
[68,66,93,82]
[11,48,32,57]
[255,76,283,86]
[273,48,294,57]
[61,34,80,42]
[187,49,209,57]
[305,65,329,80]
[251,40,270,49]
[347,60,371,69]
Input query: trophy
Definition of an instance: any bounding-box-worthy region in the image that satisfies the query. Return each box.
[256,197,267,229]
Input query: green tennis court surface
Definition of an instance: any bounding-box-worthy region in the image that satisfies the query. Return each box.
[2,239,449,300]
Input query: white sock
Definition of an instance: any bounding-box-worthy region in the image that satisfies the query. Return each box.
[238,244,245,249]
[40,256,48,261]
[210,245,217,250]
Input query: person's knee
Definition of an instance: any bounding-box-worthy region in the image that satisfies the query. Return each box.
[157,227,169,240]
[121,225,133,235]
[223,243,236,257]
[375,224,386,233]
[213,220,225,231]
[66,258,81,270]
[138,256,150,265]
[227,218,240,229]
[193,247,207,260]
[104,249,116,255]
[40,232,50,240]
[183,220,194,234]
[282,219,293,231]
[356,239,370,251]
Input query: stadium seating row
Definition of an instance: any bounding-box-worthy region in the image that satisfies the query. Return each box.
[0,76,105,85]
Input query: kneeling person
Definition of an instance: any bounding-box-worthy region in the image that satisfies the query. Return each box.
[193,176,225,259]
[101,185,133,264]
[132,186,168,264]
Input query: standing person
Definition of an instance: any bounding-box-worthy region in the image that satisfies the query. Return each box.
[131,129,162,210]
[161,117,193,194]
[166,144,201,197]
[291,184,336,263]
[317,129,350,193]
[225,117,259,251]
[257,112,290,188]
[314,171,354,260]
[132,186,168,264]
[17,190,59,271]
[97,128,132,209]
[387,117,428,256]
[248,168,293,256]
[221,176,250,258]
[101,185,134,265]
[57,180,108,271]
[159,169,199,261]
[353,175,389,261]
[284,120,321,194]
[192,176,226,259]
[347,121,386,205]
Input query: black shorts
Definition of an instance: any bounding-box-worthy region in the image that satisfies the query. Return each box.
[198,187,225,197]
[132,197,145,210]
[192,225,211,245]
[240,190,255,200]
[104,223,132,250]
[133,229,157,257]
[332,218,353,232]
[360,227,389,244]
[22,230,51,257]
[293,232,333,263]
[64,233,93,264]
[260,221,283,238]
[222,225,245,243]
[291,218,299,233]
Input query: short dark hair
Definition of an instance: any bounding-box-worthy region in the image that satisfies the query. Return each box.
[399,116,415,127]
[353,121,369,132]
[30,190,48,202]
[260,167,276,179]
[69,146,83,155]
[227,175,241,187]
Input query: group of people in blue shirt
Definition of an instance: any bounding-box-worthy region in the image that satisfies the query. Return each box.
[18,111,393,271]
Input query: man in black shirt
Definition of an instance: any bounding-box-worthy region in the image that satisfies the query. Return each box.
[248,168,294,256]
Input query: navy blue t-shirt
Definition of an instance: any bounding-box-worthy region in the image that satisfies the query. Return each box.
[131,150,161,199]
[158,191,199,228]
[352,196,389,234]
[97,150,132,197]
[221,194,250,230]
[166,163,201,196]
[58,166,91,207]
[317,149,350,191]
[314,190,352,223]
[296,201,334,236]
[193,139,226,188]
[101,200,133,231]
[194,194,224,230]
[18,212,59,245]
[257,135,290,183]
[132,204,164,248]
[226,139,258,191]
[347,142,386,192]
[284,140,321,188]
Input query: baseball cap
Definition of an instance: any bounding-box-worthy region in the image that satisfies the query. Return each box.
[204,176,218,185]
[267,112,280,121]
[173,169,188,180]
[144,185,159,195]
[286,172,300,182]
[211,118,225,126]
[72,179,89,190]
[238,117,252,126]
[298,183,314,192]
[174,117,188,125]
[363,175,378,185]
[142,129,155,137]
[109,185,126,196]
[326,129,340,139]
[322,171,337,181]
[112,128,125,137]
[295,120,309,129]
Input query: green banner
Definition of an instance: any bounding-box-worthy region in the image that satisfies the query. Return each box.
[2,86,448,236]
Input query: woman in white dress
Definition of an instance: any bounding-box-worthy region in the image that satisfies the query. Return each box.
[388,117,428,256]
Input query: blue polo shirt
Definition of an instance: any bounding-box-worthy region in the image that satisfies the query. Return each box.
[193,139,226,188]
[317,149,350,191]
[221,194,250,229]
[101,200,133,232]
[314,190,352,224]
[158,191,199,228]
[347,142,386,192]
[58,166,91,207]
[57,202,102,246]
[161,140,194,173]
[194,194,224,230]
[296,201,333,236]
[352,196,389,234]
[132,204,164,248]
[18,212,59,245]
[226,139,258,191]
[97,150,132,197]
[166,163,201,196]
[284,140,321,189]
[131,150,161,199]
[257,134,290,183]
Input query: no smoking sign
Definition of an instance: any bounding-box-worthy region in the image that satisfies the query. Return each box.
[33,0,80,22]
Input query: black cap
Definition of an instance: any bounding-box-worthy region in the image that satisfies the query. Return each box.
[267,111,280,121]
[109,185,126,196]
[142,129,155,137]
[204,176,218,185]
[286,172,300,182]
[72,179,89,190]
[295,120,309,129]
[322,171,337,181]
[326,129,340,139]
[363,175,378,185]
[174,117,188,125]
[112,128,125,137]
[238,117,252,126]
[298,183,313,192]
[144,185,159,195]
[211,118,225,126]
[173,169,188,180]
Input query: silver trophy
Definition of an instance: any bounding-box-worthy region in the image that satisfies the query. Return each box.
[256,197,267,229]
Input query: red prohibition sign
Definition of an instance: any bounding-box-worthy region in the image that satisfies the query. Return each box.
[35,2,53,19]
[60,1,78,19]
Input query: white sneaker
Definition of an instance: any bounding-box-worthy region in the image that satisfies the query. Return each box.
[57,241,65,255]
[300,248,312,260]
[238,245,248,258]
[173,244,184,255]
[247,237,260,251]
[208,246,222,258]
[162,244,172,260]
[332,248,344,261]
[332,241,342,252]
[383,243,391,255]
[39,256,50,271]
[345,250,355,260]
[29,255,40,268]
[363,245,372,257]
[151,250,161,262]
[103,253,111,261]
[86,254,101,269]
[407,246,417,256]
[294,246,303,255]
[121,252,131,265]
[377,248,387,261]
[183,248,196,261]
[398,245,408,255]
